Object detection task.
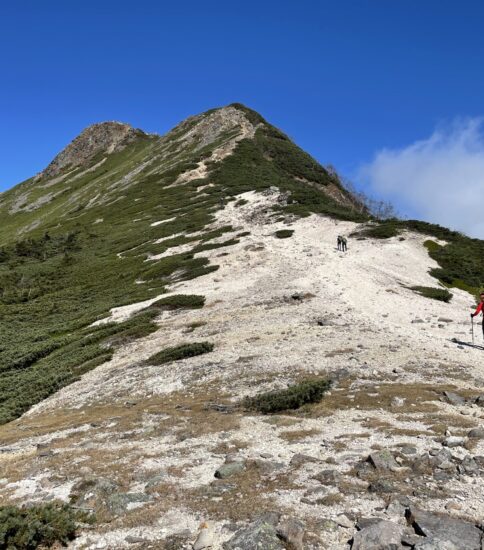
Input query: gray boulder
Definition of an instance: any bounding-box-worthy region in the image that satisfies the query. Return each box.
[468,427,484,439]
[368,450,399,471]
[276,517,305,550]
[223,519,285,549]
[443,391,466,406]
[106,492,151,515]
[215,461,245,479]
[407,507,482,550]
[414,539,459,550]
[351,520,404,549]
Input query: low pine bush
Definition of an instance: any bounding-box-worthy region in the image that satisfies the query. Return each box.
[410,286,453,303]
[0,503,92,549]
[244,377,331,414]
[146,342,214,365]
[274,229,294,239]
[356,223,400,239]
[147,294,205,311]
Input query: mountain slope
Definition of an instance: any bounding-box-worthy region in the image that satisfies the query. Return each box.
[0,104,367,425]
[1,105,484,549]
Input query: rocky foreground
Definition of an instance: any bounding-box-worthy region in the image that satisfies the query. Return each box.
[1,190,484,549]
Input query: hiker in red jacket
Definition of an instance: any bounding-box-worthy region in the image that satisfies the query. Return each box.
[471,292,484,339]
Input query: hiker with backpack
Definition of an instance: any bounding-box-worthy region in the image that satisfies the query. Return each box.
[341,236,347,252]
[337,236,347,252]
[471,291,484,340]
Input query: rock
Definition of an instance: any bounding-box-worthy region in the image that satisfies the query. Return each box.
[194,521,215,550]
[399,445,417,455]
[257,511,281,526]
[336,514,354,528]
[215,461,245,479]
[368,450,399,471]
[433,470,453,482]
[443,436,466,448]
[69,476,119,509]
[468,427,484,439]
[443,391,466,406]
[391,396,405,408]
[411,454,433,474]
[351,520,404,549]
[105,492,151,515]
[385,499,407,517]
[406,507,482,550]
[316,518,338,532]
[252,459,285,474]
[401,532,426,547]
[458,456,479,475]
[474,395,484,407]
[276,517,305,550]
[223,519,285,549]
[313,469,341,484]
[438,317,453,323]
[356,517,385,530]
[413,540,459,549]
[368,479,395,493]
[145,473,166,488]
[445,501,463,511]
[290,453,321,467]
[125,536,148,544]
[430,448,455,470]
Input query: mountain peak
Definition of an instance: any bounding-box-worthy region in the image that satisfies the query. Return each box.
[40,121,146,179]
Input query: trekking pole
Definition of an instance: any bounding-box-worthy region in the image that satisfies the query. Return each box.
[471,315,475,345]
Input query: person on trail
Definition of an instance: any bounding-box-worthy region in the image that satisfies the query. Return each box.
[337,235,343,251]
[471,292,484,340]
[341,236,348,252]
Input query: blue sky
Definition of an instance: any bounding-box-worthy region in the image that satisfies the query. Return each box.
[2,1,484,235]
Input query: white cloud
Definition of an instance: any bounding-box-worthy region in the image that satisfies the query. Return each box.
[359,118,484,238]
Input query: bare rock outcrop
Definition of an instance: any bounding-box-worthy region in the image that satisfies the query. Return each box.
[40,121,146,179]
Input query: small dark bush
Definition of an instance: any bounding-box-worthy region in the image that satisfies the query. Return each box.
[234,199,248,208]
[410,286,453,302]
[357,223,400,239]
[147,294,205,311]
[274,229,294,239]
[244,377,331,414]
[0,503,92,549]
[146,341,214,365]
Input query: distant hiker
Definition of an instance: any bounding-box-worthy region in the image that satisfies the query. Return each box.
[337,235,343,251]
[471,291,484,340]
[341,236,348,252]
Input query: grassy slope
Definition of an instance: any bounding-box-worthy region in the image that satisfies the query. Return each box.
[0,104,366,424]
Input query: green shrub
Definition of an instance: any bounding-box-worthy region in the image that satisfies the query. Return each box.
[0,503,92,549]
[410,286,453,302]
[423,240,442,254]
[274,229,294,239]
[147,294,205,311]
[243,377,331,414]
[357,223,400,239]
[146,342,214,365]
[234,199,248,207]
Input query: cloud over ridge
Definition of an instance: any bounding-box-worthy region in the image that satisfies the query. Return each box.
[359,118,484,238]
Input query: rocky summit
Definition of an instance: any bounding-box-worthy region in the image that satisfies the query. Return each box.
[0,103,484,549]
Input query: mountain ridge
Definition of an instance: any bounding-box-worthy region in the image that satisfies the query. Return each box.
[1,104,484,549]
